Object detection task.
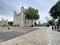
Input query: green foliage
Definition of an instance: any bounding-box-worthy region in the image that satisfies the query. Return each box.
[25,7,39,20]
[49,0,60,19]
[8,21,13,26]
[48,20,54,26]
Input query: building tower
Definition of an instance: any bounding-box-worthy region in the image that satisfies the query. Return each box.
[20,6,25,26]
[13,11,17,25]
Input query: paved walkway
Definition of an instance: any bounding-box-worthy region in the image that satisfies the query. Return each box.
[0,27,60,45]
[0,27,38,42]
[0,27,48,45]
[47,27,60,45]
[18,27,60,45]
[14,27,48,45]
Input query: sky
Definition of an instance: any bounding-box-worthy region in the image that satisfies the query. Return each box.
[0,0,58,24]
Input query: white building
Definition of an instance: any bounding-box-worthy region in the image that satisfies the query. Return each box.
[13,6,35,26]
[0,19,8,26]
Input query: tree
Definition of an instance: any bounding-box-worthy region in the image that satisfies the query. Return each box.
[8,21,13,26]
[25,7,39,26]
[49,0,60,29]
[48,20,54,26]
[49,0,60,19]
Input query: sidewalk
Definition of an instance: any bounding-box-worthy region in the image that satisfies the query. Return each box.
[0,27,48,45]
[47,27,60,45]
[0,27,60,45]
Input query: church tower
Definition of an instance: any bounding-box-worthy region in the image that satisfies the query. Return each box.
[13,11,17,25]
[20,6,25,26]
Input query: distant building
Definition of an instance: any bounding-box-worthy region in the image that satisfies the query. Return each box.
[0,19,8,26]
[13,6,35,26]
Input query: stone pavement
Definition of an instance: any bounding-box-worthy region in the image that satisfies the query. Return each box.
[47,27,60,45]
[15,27,60,45]
[0,27,38,42]
[0,27,60,45]
[0,27,48,45]
[16,27,48,45]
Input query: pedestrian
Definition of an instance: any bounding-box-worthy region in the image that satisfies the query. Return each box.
[52,26,53,31]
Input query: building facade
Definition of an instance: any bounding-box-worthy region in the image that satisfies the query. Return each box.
[0,19,8,26]
[13,6,34,26]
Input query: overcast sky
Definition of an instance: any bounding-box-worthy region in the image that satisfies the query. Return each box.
[0,0,58,23]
